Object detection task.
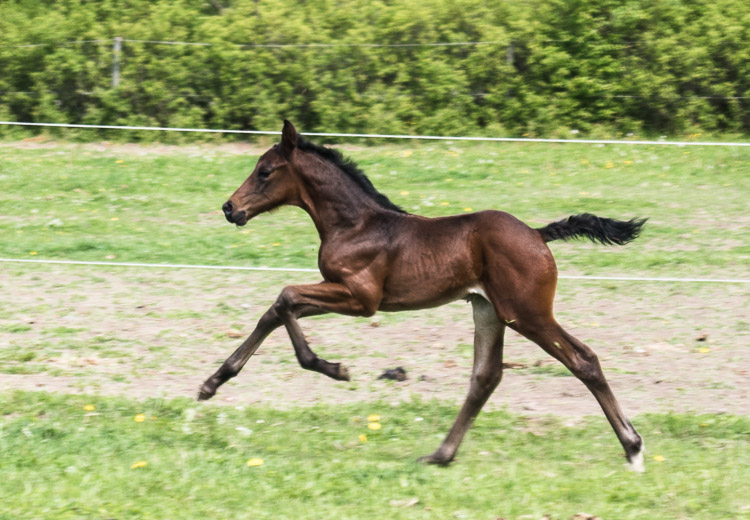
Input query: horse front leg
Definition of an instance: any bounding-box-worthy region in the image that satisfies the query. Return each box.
[420,295,506,465]
[198,304,325,400]
[198,306,281,400]
[273,283,379,381]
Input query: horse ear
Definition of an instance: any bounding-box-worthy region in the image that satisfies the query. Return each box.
[280,119,298,159]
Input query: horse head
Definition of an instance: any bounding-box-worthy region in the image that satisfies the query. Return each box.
[222,120,301,226]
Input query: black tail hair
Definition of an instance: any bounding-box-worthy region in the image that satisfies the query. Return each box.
[537,213,647,245]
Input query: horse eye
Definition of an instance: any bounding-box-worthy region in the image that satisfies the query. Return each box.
[257,168,272,180]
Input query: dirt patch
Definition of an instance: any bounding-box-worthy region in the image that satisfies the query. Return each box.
[0,138,370,157]
[1,265,748,418]
[0,138,270,156]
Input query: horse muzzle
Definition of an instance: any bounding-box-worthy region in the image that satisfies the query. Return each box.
[222,200,247,226]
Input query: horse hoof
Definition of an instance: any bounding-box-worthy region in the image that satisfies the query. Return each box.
[337,364,351,381]
[417,453,453,466]
[626,444,646,473]
[197,385,216,401]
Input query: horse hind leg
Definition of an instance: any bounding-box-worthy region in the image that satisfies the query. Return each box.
[420,295,505,465]
[511,315,645,471]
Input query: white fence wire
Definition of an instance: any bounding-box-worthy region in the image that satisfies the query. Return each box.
[2,121,750,147]
[1,259,748,285]
[1,121,748,285]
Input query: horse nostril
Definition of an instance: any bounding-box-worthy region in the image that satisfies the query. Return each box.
[222,201,235,223]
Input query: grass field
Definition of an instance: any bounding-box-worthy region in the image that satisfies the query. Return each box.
[1,138,749,519]
[1,391,749,520]
[1,139,748,277]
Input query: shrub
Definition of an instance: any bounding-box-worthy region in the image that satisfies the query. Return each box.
[1,0,748,140]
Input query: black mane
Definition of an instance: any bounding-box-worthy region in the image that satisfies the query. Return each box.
[297,136,407,214]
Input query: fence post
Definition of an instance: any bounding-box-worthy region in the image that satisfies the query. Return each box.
[507,41,515,66]
[112,37,122,88]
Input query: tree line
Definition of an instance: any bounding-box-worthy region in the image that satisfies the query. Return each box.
[1,0,748,140]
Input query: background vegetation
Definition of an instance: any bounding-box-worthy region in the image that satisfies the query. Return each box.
[1,0,749,140]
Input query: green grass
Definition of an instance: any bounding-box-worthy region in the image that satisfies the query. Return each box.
[1,141,748,278]
[524,363,574,378]
[1,141,748,518]
[0,391,748,520]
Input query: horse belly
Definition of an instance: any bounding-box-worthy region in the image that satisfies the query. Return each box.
[379,247,480,311]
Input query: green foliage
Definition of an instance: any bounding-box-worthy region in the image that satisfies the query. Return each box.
[1,0,749,138]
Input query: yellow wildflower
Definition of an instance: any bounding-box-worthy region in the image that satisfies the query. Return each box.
[653,455,665,462]
[246,458,264,467]
[130,461,148,469]
[134,414,146,423]
[358,434,367,443]
[83,404,95,412]
[367,415,380,422]
[368,422,382,431]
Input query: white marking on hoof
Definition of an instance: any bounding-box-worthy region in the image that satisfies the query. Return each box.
[627,443,645,473]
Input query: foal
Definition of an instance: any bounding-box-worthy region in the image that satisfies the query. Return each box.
[199,120,647,471]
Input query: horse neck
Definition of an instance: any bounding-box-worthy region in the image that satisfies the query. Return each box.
[294,156,385,240]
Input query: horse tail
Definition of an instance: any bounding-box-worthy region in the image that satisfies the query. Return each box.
[537,213,647,245]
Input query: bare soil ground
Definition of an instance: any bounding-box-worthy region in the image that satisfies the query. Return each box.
[1,265,748,419]
[1,138,362,156]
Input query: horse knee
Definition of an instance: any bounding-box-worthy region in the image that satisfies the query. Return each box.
[273,287,296,317]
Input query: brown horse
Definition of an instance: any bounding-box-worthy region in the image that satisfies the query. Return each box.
[200,120,647,471]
